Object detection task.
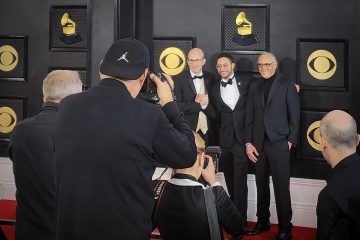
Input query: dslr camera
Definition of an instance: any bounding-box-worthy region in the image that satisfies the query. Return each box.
[203,146,221,173]
[139,72,175,104]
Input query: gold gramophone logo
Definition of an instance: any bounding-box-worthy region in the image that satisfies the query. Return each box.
[59,13,82,44]
[0,106,17,134]
[307,50,337,80]
[159,47,186,76]
[306,120,322,151]
[232,12,258,46]
[0,45,19,72]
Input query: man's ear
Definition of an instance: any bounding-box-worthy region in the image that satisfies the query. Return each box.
[202,58,206,66]
[319,135,326,150]
[139,69,148,85]
[356,134,360,146]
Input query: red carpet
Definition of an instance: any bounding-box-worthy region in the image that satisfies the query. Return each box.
[1,200,316,240]
[0,200,16,240]
[151,222,316,240]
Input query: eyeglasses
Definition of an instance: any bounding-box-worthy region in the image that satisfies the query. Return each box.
[187,58,204,63]
[216,64,230,69]
[257,62,273,69]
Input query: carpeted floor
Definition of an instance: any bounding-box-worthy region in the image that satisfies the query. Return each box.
[0,200,16,240]
[151,222,316,240]
[1,200,316,240]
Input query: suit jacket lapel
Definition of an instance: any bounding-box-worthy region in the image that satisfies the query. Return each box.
[203,73,210,94]
[260,81,265,108]
[186,72,196,94]
[215,82,232,111]
[233,75,243,109]
[266,74,280,107]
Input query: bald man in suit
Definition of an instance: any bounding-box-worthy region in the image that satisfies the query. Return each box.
[174,48,217,145]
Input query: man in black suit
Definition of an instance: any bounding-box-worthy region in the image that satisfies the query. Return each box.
[245,52,300,240]
[211,53,252,225]
[316,110,360,240]
[54,39,197,240]
[8,70,82,240]
[174,48,217,145]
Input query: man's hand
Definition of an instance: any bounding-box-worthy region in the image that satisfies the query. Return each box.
[150,73,174,106]
[201,154,216,186]
[288,141,292,151]
[195,94,209,107]
[200,94,209,106]
[246,144,259,163]
[195,94,202,104]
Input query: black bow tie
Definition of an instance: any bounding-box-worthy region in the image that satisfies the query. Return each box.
[221,77,234,87]
[192,75,203,80]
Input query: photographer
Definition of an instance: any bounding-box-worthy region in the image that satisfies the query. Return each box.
[154,133,245,240]
[54,38,197,240]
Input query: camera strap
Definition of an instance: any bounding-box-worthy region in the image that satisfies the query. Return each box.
[204,187,222,240]
[152,179,168,224]
[152,167,169,224]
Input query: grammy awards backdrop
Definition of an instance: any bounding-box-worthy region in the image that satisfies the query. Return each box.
[1,0,360,181]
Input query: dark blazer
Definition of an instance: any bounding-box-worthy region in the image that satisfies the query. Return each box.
[211,73,252,149]
[155,173,244,240]
[316,153,360,240]
[54,79,197,240]
[8,102,59,240]
[245,74,300,150]
[174,70,216,130]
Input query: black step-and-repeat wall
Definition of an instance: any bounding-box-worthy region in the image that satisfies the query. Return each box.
[1,0,359,180]
[151,0,360,179]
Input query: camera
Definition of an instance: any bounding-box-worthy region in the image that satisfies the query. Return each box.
[139,72,166,104]
[203,146,221,173]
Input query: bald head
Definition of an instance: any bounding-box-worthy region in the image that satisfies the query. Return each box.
[188,48,204,59]
[320,110,358,150]
[187,48,206,75]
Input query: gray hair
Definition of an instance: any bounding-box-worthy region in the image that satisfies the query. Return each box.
[320,113,358,149]
[43,70,83,102]
[260,51,278,65]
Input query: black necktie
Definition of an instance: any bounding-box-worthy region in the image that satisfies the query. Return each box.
[221,77,233,87]
[192,75,203,80]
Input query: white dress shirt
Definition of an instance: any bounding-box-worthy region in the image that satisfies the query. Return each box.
[220,74,240,110]
[190,71,207,109]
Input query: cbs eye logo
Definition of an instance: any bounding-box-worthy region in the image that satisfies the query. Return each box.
[0,107,17,134]
[159,47,186,76]
[306,120,321,151]
[0,45,19,72]
[307,50,337,80]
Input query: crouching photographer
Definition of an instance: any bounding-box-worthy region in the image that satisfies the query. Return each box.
[153,133,245,240]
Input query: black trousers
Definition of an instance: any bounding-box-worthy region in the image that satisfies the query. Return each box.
[255,138,292,232]
[220,142,248,222]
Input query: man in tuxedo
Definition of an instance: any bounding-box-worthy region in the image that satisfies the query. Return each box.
[317,110,360,240]
[245,52,300,240]
[174,48,217,145]
[211,53,252,225]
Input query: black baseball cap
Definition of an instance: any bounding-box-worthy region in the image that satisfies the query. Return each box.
[100,38,150,80]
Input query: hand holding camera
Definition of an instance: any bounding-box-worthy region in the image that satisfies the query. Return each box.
[149,72,175,106]
[201,154,216,186]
